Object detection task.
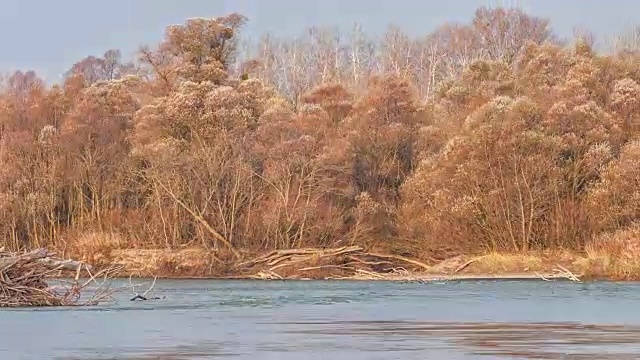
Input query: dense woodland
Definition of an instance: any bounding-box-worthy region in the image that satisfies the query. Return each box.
[1,7,640,263]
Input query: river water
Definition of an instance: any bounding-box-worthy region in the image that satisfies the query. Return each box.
[2,279,640,359]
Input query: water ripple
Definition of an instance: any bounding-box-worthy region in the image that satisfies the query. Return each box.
[282,320,640,358]
[6,280,640,359]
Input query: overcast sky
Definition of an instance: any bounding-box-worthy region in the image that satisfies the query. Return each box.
[1,0,638,83]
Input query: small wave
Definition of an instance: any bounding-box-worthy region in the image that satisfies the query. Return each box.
[280,320,640,358]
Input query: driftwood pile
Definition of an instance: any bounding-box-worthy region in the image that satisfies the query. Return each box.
[238,246,432,280]
[236,246,585,282]
[0,248,119,307]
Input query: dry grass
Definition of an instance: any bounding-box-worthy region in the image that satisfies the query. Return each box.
[55,231,640,281]
[471,252,546,273]
[56,242,640,281]
[65,232,125,266]
[109,248,229,277]
[64,233,230,278]
[439,250,580,275]
[461,244,640,281]
[580,224,640,280]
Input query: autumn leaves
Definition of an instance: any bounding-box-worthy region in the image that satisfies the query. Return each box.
[1,8,639,268]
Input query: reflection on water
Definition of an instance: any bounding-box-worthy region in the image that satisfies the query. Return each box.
[4,280,640,359]
[284,320,640,359]
[54,321,640,360]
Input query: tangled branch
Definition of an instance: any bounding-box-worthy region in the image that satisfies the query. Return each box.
[0,248,121,307]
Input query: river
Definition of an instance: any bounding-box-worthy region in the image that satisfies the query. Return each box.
[2,279,640,359]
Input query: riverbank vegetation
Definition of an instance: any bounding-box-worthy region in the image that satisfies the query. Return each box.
[2,7,640,280]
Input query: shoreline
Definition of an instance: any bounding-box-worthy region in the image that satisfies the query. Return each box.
[99,273,585,281]
[56,246,639,282]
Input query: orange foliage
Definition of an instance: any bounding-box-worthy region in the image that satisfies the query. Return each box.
[1,7,640,266]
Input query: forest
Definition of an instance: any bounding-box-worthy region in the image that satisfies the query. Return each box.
[1,7,640,278]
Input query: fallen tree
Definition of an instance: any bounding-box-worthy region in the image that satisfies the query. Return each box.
[0,247,120,307]
[237,246,583,282]
[238,246,433,280]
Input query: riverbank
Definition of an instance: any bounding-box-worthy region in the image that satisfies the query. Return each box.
[61,245,640,282]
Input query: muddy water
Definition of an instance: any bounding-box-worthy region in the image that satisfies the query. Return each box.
[2,279,640,359]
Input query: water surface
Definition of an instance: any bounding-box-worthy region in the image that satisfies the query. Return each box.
[2,279,640,359]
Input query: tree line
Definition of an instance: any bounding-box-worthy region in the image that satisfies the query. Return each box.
[1,7,639,262]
